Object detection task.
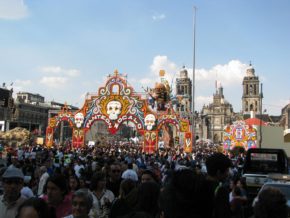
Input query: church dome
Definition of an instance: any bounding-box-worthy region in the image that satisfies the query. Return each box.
[180,66,188,78]
[246,64,255,77]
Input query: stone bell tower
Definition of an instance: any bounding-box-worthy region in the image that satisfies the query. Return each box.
[242,63,261,114]
[175,66,192,114]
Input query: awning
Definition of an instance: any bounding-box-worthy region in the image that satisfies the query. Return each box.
[244,118,267,126]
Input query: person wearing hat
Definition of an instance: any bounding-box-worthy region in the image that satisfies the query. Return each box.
[0,167,27,218]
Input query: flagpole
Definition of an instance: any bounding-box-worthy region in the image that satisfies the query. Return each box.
[191,6,197,147]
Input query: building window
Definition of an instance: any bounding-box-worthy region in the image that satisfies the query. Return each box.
[181,86,184,95]
[250,104,254,111]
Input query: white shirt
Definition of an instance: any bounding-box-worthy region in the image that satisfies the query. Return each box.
[21,186,34,198]
[37,172,49,196]
[89,190,115,218]
[121,169,138,182]
[74,164,84,178]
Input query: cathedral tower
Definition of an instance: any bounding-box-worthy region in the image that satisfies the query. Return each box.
[175,66,192,114]
[242,64,261,114]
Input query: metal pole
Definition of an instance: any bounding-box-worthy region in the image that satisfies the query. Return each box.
[259,83,263,148]
[191,6,196,146]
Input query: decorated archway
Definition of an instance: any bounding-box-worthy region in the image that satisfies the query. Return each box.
[45,104,74,147]
[46,70,193,153]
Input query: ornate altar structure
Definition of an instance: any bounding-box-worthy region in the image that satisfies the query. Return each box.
[223,120,257,151]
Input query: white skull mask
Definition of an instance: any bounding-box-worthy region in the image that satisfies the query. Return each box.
[144,114,156,131]
[107,101,122,120]
[74,112,84,128]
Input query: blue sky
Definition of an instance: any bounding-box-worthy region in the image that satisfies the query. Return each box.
[0,0,289,115]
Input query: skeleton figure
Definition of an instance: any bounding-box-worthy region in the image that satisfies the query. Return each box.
[144,114,156,131]
[107,101,122,120]
[74,112,84,128]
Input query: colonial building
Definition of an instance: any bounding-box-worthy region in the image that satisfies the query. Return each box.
[201,85,234,143]
[175,66,192,115]
[0,86,14,131]
[9,92,78,138]
[242,64,262,114]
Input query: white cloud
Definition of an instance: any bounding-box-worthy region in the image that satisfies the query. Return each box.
[0,0,29,20]
[39,66,80,77]
[152,13,166,21]
[40,76,68,88]
[40,66,63,74]
[190,60,247,86]
[150,55,178,82]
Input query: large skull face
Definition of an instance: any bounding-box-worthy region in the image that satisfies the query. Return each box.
[74,112,84,128]
[107,101,122,120]
[144,114,156,131]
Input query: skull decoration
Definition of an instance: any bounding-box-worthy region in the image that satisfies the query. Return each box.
[144,114,156,131]
[107,101,122,120]
[74,112,84,128]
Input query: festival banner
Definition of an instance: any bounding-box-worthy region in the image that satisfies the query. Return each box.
[45,126,54,147]
[184,132,192,153]
[72,128,85,149]
[143,130,158,154]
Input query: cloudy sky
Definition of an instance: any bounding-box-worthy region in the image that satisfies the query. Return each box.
[0,0,289,115]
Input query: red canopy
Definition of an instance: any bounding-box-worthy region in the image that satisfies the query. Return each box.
[244,118,267,126]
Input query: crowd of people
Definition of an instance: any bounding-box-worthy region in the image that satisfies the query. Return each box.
[0,141,288,218]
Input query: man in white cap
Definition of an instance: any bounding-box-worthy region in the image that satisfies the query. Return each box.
[0,167,27,218]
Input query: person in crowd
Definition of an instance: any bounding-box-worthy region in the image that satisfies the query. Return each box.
[106,162,122,197]
[230,186,246,218]
[67,175,80,199]
[229,178,247,207]
[16,197,55,218]
[89,172,115,218]
[159,168,203,218]
[199,152,232,218]
[140,169,159,184]
[74,158,85,178]
[64,189,93,218]
[253,187,288,218]
[134,182,160,217]
[42,173,72,218]
[21,176,34,198]
[0,167,27,218]
[110,179,138,218]
[37,165,49,197]
[122,163,138,182]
